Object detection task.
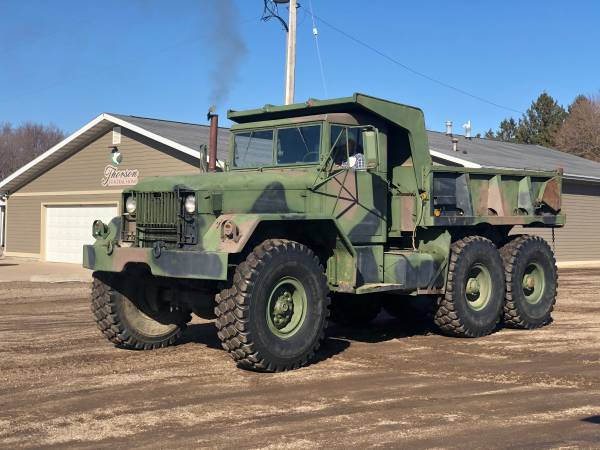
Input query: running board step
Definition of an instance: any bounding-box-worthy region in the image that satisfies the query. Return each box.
[356,283,405,295]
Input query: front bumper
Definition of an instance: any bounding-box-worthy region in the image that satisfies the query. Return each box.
[83,245,228,280]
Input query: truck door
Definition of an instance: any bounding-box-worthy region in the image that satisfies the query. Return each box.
[321,125,387,243]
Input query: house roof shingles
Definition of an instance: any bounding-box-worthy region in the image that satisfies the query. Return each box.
[427,131,600,182]
[109,114,230,160]
[2,112,599,196]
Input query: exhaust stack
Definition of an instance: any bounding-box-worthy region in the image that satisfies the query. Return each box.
[207,107,218,172]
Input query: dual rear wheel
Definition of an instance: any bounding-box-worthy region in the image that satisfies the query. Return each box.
[434,235,557,337]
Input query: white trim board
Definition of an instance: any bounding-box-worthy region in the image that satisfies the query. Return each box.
[429,150,482,168]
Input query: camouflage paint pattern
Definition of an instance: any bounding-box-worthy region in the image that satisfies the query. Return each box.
[83,93,564,294]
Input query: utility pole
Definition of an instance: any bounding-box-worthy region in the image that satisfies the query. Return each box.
[264,0,298,104]
[284,0,297,105]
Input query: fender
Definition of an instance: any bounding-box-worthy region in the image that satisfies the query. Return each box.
[203,213,357,289]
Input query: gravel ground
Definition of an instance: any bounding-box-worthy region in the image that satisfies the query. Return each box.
[1,269,599,449]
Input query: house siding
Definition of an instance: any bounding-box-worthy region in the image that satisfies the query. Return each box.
[5,194,121,256]
[6,128,200,256]
[513,181,600,262]
[19,128,200,193]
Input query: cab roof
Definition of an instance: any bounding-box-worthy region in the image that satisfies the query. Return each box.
[227,93,425,128]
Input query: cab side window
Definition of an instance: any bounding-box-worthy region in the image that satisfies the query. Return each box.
[331,125,365,168]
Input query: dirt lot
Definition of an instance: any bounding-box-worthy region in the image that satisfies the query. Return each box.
[1,269,599,449]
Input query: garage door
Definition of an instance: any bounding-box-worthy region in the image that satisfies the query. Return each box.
[45,204,118,263]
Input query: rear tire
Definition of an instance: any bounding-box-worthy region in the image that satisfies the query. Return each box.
[500,235,557,329]
[214,239,330,372]
[91,272,190,350]
[434,236,505,337]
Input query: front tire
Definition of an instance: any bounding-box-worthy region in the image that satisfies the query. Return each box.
[500,235,557,329]
[214,239,330,372]
[434,236,505,337]
[91,272,190,350]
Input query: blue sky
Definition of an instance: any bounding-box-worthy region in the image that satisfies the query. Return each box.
[1,0,599,136]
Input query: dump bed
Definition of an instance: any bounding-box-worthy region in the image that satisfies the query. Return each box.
[423,166,564,228]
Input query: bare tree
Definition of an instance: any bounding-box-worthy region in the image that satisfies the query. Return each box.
[554,94,600,162]
[0,122,65,182]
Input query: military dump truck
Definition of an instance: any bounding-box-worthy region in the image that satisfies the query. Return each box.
[84,94,564,372]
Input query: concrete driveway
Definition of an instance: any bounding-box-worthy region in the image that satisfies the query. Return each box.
[0,256,92,283]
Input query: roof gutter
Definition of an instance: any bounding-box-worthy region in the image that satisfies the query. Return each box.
[562,173,600,183]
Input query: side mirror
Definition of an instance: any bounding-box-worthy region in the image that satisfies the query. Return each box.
[362,129,378,168]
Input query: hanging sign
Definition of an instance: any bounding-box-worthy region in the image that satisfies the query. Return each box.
[101,165,139,187]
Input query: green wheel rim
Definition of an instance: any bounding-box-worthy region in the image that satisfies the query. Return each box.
[266,276,308,338]
[522,262,546,305]
[464,263,493,311]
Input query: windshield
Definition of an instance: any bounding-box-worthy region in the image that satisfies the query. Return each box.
[233,130,274,168]
[233,124,321,168]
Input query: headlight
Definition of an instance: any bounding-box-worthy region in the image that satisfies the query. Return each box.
[184,194,196,214]
[125,196,136,214]
[92,220,109,238]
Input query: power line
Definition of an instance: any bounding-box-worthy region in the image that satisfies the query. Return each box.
[313,14,524,115]
[308,0,328,97]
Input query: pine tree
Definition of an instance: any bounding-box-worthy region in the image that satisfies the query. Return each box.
[496,118,518,142]
[515,93,566,147]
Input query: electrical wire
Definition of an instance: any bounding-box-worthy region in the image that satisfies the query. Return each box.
[261,0,289,32]
[312,14,524,115]
[308,0,328,97]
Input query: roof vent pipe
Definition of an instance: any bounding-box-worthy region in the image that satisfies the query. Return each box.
[452,137,459,152]
[462,120,472,140]
[445,120,453,136]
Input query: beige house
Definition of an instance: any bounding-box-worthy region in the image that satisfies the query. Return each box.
[0,113,599,265]
[0,114,227,263]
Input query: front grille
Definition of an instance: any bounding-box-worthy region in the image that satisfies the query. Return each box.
[136,192,180,247]
[137,192,179,226]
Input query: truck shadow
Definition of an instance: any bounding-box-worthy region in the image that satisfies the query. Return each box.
[325,312,436,345]
[178,312,437,365]
[582,415,600,425]
[180,323,223,350]
[181,322,351,365]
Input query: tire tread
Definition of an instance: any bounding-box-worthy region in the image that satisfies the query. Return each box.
[434,235,502,337]
[500,235,557,329]
[214,239,330,372]
[90,273,189,350]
